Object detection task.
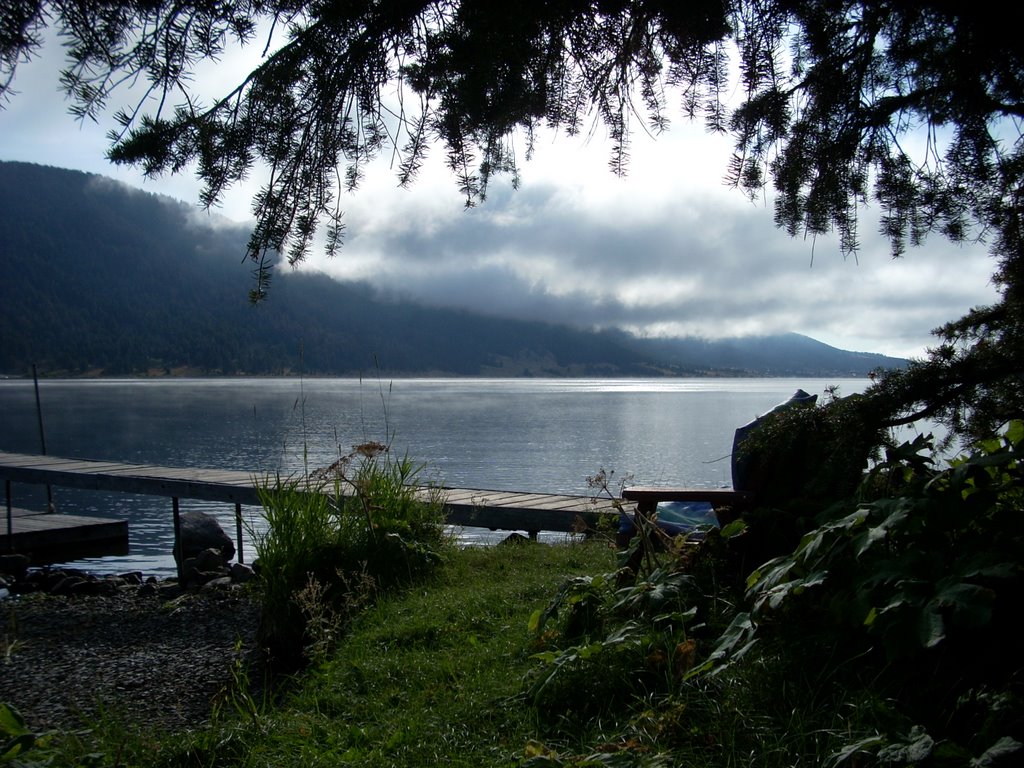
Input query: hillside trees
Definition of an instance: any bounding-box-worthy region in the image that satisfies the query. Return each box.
[2,0,1022,439]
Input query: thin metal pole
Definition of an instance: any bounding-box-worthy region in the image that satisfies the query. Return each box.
[173,496,183,582]
[235,502,244,564]
[32,364,54,513]
[5,480,12,551]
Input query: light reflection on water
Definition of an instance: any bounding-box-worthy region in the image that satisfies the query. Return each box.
[0,377,877,577]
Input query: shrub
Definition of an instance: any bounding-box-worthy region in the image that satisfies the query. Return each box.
[526,423,1024,766]
[734,388,890,562]
[711,421,1024,765]
[525,519,743,726]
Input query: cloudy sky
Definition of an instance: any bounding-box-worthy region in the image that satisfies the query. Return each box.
[0,33,1001,360]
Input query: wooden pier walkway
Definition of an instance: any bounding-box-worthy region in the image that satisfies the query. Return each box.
[1,452,627,565]
[4,506,129,564]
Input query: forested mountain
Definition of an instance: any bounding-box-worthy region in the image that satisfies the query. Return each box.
[0,162,904,377]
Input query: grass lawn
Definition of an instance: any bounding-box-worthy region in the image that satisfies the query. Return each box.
[62,540,618,767]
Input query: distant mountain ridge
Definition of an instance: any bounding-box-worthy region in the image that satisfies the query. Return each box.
[0,161,906,377]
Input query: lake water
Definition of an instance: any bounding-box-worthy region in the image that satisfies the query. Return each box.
[1,377,870,576]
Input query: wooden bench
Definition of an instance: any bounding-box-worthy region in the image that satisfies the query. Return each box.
[621,486,754,529]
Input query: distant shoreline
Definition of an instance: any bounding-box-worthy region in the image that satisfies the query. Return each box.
[1,369,880,381]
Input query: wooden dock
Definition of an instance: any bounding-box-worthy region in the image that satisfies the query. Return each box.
[4,507,128,564]
[1,452,628,566]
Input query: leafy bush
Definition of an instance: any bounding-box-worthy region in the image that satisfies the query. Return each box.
[525,517,743,726]
[735,388,890,561]
[527,423,1024,766]
[253,444,447,669]
[712,422,1024,765]
[741,423,1023,660]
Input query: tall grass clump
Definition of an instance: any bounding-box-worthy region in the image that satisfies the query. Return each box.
[252,443,447,670]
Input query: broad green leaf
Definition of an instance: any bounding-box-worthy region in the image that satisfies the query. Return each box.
[878,595,912,616]
[719,519,746,538]
[528,608,544,634]
[796,528,828,560]
[852,524,888,559]
[877,727,934,763]
[746,555,790,587]
[828,735,885,767]
[933,582,995,628]
[0,703,27,737]
[747,558,800,596]
[978,438,1003,455]
[577,642,604,660]
[0,734,36,761]
[766,583,794,610]
[800,570,829,589]
[918,607,946,648]
[954,556,1017,581]
[704,637,760,678]
[971,736,1022,767]
[707,612,755,662]
[853,503,910,558]
[763,572,828,610]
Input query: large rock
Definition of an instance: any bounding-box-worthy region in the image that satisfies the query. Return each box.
[230,562,256,584]
[182,547,231,587]
[175,510,235,566]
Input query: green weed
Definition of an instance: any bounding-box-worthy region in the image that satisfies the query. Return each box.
[252,443,448,670]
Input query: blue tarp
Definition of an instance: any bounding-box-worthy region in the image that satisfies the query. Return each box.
[618,500,717,540]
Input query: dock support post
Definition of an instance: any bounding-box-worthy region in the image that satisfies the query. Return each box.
[235,502,244,564]
[172,496,182,582]
[32,364,54,513]
[5,480,11,550]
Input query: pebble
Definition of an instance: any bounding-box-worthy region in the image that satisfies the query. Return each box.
[0,576,263,733]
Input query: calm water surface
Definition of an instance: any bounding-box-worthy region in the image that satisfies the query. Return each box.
[1,377,870,575]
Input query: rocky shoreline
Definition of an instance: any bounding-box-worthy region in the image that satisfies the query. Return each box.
[1,562,264,734]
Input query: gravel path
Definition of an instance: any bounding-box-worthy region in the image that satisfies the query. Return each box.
[0,586,263,733]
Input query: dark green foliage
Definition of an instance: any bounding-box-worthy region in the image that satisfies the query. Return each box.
[527,568,704,723]
[523,423,1024,765]
[732,388,889,561]
[525,520,744,730]
[0,701,52,764]
[743,424,1023,665]
[737,389,884,506]
[708,422,1024,765]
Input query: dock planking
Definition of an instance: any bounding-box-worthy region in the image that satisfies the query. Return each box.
[2,452,629,564]
[4,507,128,564]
